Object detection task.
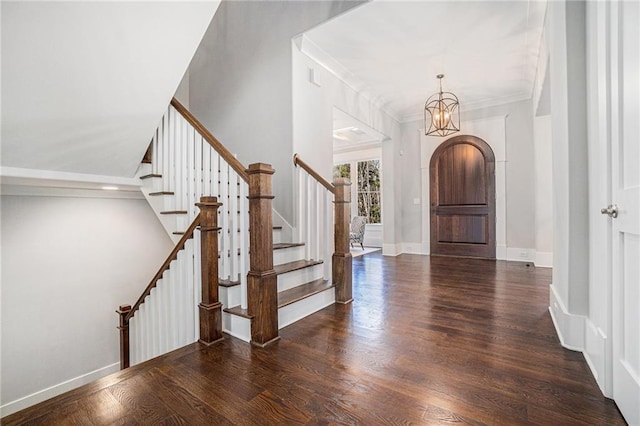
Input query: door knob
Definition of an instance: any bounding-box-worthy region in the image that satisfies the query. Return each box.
[600,204,618,218]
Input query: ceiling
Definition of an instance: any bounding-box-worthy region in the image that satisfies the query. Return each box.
[1,1,219,180]
[303,0,547,123]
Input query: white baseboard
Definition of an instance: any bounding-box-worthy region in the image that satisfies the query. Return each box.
[535,251,553,268]
[382,243,401,256]
[496,244,507,260]
[548,284,585,351]
[0,362,120,417]
[506,247,536,263]
[400,242,429,255]
[583,318,611,397]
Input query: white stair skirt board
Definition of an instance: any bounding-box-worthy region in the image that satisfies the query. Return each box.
[278,287,336,329]
[222,312,251,342]
[277,263,324,293]
[273,245,306,265]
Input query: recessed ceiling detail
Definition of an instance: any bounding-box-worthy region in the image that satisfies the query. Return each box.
[302,0,547,122]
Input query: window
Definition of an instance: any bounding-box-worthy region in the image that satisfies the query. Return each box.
[332,160,381,224]
[357,160,381,224]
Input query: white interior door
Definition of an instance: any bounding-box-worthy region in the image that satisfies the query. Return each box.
[610,1,640,423]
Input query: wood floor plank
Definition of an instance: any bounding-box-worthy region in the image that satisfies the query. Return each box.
[3,253,627,425]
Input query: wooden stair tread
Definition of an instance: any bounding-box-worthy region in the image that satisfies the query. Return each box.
[273,242,305,250]
[160,210,188,215]
[274,259,323,275]
[219,279,240,288]
[172,232,184,235]
[223,305,253,319]
[140,174,162,180]
[278,279,334,308]
[149,191,174,196]
[273,226,283,230]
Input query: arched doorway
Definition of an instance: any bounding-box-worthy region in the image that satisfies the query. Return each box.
[429,135,496,258]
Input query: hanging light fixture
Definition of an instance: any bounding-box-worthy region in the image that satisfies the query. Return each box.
[424,74,460,137]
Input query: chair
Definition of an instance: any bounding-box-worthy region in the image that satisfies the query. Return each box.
[349,216,367,250]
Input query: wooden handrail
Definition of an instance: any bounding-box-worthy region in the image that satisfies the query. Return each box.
[125,214,201,322]
[293,153,335,194]
[170,98,249,183]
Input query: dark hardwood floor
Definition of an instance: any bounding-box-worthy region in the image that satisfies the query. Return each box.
[3,254,626,425]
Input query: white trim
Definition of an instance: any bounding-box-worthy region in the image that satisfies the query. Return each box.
[496,244,507,260]
[0,362,120,417]
[400,242,429,255]
[0,184,144,200]
[534,251,553,268]
[0,166,141,190]
[548,284,586,352]
[506,247,536,263]
[382,243,401,256]
[583,318,611,397]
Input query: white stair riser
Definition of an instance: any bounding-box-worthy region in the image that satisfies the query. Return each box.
[277,263,324,292]
[222,313,251,342]
[273,229,282,244]
[219,285,241,309]
[273,246,305,265]
[278,287,335,329]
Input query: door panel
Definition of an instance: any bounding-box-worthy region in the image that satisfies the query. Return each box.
[430,135,496,258]
[611,1,640,423]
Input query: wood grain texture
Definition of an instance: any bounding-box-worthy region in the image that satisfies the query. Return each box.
[6,254,626,425]
[246,163,279,346]
[293,153,335,193]
[195,196,223,346]
[333,178,353,303]
[430,135,496,259]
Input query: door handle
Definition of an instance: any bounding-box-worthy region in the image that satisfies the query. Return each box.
[600,204,618,218]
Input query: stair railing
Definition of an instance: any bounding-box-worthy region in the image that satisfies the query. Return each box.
[118,197,222,369]
[293,154,352,303]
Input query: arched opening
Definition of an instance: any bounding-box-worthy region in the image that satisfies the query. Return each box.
[429,135,496,258]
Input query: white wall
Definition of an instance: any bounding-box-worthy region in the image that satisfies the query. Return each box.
[1,194,173,416]
[292,39,402,254]
[547,0,590,349]
[186,1,363,224]
[534,115,553,267]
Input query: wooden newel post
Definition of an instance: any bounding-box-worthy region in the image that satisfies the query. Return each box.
[196,196,224,346]
[117,304,132,370]
[246,163,280,347]
[333,178,353,304]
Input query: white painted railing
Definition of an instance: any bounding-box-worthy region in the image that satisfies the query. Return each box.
[294,156,334,280]
[125,101,250,366]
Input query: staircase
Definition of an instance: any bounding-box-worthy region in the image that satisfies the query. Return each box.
[117,99,351,368]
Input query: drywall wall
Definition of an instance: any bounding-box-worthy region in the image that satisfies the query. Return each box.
[534,115,553,266]
[399,99,539,258]
[292,39,403,253]
[186,0,363,224]
[548,0,589,318]
[1,195,173,415]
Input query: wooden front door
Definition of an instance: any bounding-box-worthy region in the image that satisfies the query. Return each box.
[430,135,496,258]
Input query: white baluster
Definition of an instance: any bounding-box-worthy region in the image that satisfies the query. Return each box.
[193,230,202,339]
[229,171,239,282]
[323,189,332,280]
[220,160,230,280]
[239,182,249,310]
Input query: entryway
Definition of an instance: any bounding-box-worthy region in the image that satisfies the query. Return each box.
[429,135,496,258]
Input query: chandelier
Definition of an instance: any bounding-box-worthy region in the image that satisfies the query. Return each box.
[424,74,460,137]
